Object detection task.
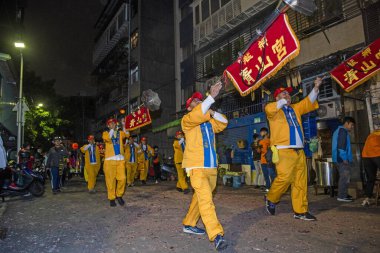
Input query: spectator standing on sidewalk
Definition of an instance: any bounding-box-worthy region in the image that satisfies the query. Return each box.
[361,129,380,206]
[332,117,355,202]
[152,146,162,184]
[251,133,265,189]
[259,127,276,192]
[46,137,69,194]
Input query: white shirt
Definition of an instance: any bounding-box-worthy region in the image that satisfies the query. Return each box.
[276,88,319,150]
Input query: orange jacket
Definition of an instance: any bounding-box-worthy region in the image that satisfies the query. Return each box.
[362,131,380,158]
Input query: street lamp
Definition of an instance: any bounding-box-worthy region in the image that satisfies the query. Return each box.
[14,41,25,153]
[14,42,25,48]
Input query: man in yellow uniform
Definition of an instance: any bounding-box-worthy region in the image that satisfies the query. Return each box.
[125,135,138,187]
[181,82,228,251]
[173,130,189,194]
[265,77,322,221]
[137,136,153,184]
[102,118,129,207]
[80,135,101,193]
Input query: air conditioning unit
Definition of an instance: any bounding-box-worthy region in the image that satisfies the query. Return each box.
[317,101,340,120]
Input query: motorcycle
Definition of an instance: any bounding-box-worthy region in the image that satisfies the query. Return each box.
[160,157,178,181]
[0,160,45,202]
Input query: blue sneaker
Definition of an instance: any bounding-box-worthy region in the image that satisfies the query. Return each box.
[265,197,276,215]
[214,234,228,251]
[183,225,206,235]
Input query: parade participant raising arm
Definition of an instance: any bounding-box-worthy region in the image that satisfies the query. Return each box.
[264,77,322,221]
[80,135,101,193]
[102,118,129,207]
[181,82,229,251]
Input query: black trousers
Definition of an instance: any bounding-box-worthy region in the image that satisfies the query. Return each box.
[153,164,161,181]
[363,157,380,198]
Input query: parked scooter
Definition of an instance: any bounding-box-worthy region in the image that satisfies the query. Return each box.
[160,157,177,181]
[0,159,45,202]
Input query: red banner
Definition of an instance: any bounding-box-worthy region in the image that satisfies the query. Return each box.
[224,13,300,96]
[330,38,380,92]
[124,106,152,131]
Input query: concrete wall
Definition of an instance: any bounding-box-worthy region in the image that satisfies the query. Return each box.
[138,0,175,156]
[291,16,365,67]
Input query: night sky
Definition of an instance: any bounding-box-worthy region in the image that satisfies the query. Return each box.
[24,0,104,96]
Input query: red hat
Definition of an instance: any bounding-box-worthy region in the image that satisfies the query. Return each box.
[87,135,95,141]
[186,92,203,109]
[175,131,183,137]
[273,87,293,99]
[141,136,147,141]
[107,118,117,125]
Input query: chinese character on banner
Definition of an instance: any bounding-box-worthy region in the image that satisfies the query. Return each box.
[330,37,380,92]
[124,106,152,131]
[224,13,300,96]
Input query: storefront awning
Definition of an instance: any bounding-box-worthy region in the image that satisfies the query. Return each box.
[152,119,181,133]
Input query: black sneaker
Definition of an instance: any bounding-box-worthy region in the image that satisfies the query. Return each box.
[176,187,183,192]
[141,180,146,185]
[265,197,276,215]
[116,197,125,206]
[294,212,317,221]
[337,197,353,202]
[183,189,190,194]
[214,234,228,251]
[110,200,116,207]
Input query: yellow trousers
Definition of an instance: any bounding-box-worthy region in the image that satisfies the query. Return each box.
[103,160,126,200]
[183,168,224,241]
[126,162,138,185]
[267,149,308,213]
[137,160,149,181]
[85,164,100,190]
[175,164,188,190]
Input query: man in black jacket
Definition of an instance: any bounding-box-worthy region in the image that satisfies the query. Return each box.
[46,137,69,194]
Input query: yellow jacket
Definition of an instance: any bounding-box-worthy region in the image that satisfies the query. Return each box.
[124,143,138,163]
[80,144,101,167]
[102,130,128,159]
[265,97,318,146]
[137,144,153,163]
[173,139,185,164]
[181,104,227,169]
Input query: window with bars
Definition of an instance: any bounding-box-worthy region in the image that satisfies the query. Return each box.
[202,0,210,21]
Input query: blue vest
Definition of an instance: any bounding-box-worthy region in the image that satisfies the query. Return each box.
[200,122,217,168]
[332,126,353,163]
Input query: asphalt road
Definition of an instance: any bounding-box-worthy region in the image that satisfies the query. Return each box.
[0,176,379,253]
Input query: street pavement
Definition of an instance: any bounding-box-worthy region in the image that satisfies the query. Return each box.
[0,176,379,253]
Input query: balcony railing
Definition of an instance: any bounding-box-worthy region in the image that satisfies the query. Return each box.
[194,0,276,50]
[93,3,129,67]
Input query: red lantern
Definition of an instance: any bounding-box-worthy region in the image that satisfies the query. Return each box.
[72,143,79,150]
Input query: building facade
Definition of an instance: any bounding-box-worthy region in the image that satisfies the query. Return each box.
[92,0,175,155]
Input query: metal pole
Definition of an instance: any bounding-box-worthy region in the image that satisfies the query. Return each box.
[17,51,24,153]
[365,91,374,132]
[127,0,131,114]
